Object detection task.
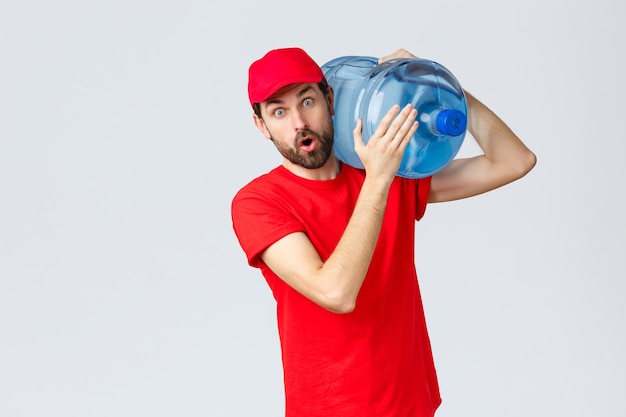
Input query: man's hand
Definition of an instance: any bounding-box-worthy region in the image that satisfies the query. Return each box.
[353,103,418,184]
[378,48,417,64]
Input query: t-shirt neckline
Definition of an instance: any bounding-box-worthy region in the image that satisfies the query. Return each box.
[275,164,354,190]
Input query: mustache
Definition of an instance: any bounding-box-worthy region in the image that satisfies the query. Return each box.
[295,129,320,143]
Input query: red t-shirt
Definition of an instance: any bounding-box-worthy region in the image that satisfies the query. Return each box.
[231,164,441,417]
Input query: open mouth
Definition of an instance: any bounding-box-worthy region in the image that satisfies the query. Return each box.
[297,130,319,153]
[298,135,317,152]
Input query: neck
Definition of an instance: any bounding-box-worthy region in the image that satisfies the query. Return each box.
[282,156,341,181]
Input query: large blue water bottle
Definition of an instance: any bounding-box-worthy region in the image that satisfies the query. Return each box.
[321,56,467,178]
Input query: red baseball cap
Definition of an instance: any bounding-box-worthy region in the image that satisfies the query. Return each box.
[248,47,326,107]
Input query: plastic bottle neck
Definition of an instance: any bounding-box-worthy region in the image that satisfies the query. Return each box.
[435,109,467,136]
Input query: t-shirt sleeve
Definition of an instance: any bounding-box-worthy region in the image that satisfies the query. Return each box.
[231,185,305,268]
[416,176,432,221]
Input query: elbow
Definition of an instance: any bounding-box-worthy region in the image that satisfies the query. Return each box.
[509,149,537,181]
[320,292,357,314]
[519,149,537,178]
[328,301,356,314]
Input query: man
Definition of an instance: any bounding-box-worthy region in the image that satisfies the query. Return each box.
[231,47,536,417]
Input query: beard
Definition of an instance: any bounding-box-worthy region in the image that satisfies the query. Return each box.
[270,120,335,170]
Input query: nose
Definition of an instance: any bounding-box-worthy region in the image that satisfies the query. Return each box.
[292,108,309,130]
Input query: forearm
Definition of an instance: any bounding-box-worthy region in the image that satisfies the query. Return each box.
[313,104,416,311]
[315,177,391,312]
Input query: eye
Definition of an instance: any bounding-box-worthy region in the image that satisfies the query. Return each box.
[302,98,313,107]
[273,108,285,117]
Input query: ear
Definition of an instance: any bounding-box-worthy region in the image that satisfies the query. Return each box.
[253,114,272,140]
[326,85,335,116]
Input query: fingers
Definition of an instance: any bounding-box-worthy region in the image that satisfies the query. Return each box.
[399,113,419,146]
[375,104,401,136]
[352,118,365,148]
[353,103,418,178]
[378,48,417,64]
[394,105,419,144]
[372,103,418,148]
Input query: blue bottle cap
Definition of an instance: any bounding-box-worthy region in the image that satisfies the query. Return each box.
[436,109,467,136]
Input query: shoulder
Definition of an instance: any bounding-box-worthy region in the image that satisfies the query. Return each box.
[232,167,285,203]
[390,174,431,193]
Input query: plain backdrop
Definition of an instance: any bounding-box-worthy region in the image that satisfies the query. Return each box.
[1,0,624,416]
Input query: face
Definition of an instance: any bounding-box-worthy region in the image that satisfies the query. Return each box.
[254,83,335,170]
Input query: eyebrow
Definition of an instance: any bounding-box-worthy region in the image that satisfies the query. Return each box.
[295,85,315,98]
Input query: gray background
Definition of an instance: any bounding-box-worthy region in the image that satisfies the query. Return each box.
[1,0,624,416]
